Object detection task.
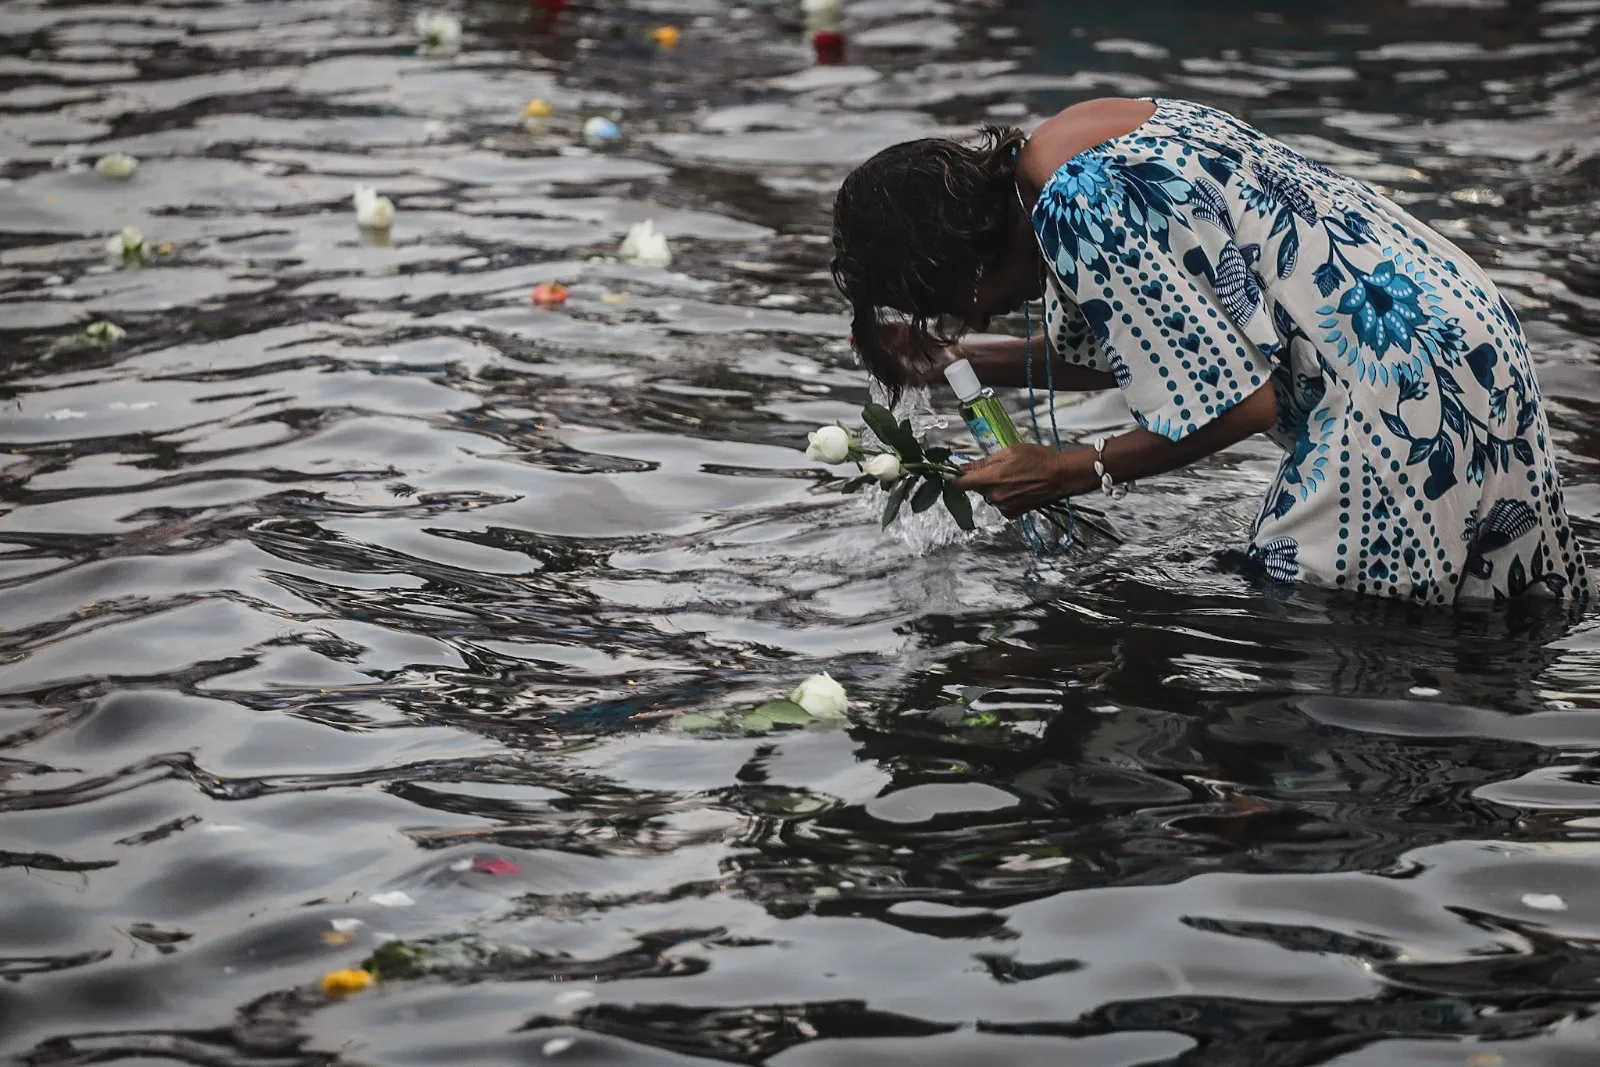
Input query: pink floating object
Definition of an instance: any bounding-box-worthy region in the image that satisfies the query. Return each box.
[472,858,522,876]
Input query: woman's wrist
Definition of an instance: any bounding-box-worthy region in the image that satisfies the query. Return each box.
[1050,446,1098,498]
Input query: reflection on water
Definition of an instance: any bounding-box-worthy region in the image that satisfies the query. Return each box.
[4,0,1600,1064]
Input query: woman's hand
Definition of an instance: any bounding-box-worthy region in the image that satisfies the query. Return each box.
[952,443,1092,518]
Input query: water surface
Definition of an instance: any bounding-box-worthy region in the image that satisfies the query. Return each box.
[5,0,1600,1064]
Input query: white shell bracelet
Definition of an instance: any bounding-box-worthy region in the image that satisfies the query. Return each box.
[1092,436,1131,500]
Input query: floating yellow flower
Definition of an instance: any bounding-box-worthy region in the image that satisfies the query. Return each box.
[651,25,679,48]
[320,968,374,998]
[523,98,553,119]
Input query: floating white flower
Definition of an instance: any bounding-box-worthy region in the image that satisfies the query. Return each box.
[94,153,139,180]
[82,320,126,345]
[1521,893,1567,911]
[369,889,415,907]
[353,185,395,230]
[106,225,147,267]
[415,11,462,55]
[805,425,853,463]
[802,0,842,31]
[862,453,903,484]
[617,219,671,267]
[789,673,848,719]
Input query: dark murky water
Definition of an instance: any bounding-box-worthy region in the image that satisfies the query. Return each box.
[5,0,1600,1063]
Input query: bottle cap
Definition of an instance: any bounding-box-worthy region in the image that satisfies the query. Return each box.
[943,358,983,401]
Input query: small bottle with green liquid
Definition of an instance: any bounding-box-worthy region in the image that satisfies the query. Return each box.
[943,357,1076,546]
[943,358,1023,454]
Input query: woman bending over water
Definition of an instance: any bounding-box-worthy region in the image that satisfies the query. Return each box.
[831,97,1589,604]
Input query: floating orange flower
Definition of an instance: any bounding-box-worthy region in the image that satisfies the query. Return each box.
[651,25,680,48]
[522,98,553,119]
[530,282,570,307]
[320,968,374,998]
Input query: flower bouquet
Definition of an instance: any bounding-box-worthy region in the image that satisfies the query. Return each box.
[805,402,1077,542]
[806,402,977,531]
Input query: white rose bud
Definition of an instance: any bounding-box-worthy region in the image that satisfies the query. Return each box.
[789,673,848,719]
[804,425,853,464]
[862,453,903,484]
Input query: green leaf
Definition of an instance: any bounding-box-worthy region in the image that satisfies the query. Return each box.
[741,711,774,733]
[896,418,924,462]
[860,403,902,450]
[910,476,942,514]
[860,402,919,458]
[942,484,975,531]
[924,446,952,465]
[839,474,875,495]
[752,700,812,724]
[673,713,723,732]
[881,477,914,528]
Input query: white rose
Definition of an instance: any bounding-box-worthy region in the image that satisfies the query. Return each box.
[353,185,394,230]
[618,220,671,268]
[790,673,848,719]
[415,12,462,54]
[805,425,853,464]
[862,453,903,484]
[106,225,146,265]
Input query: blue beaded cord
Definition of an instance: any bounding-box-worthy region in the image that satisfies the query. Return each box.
[1017,277,1076,557]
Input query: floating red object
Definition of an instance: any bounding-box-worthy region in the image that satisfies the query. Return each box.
[531,282,570,306]
[472,858,523,876]
[812,30,845,66]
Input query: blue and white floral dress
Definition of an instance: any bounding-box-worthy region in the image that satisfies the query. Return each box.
[1036,98,1588,604]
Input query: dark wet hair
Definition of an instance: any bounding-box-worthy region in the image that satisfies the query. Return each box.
[830,124,1027,400]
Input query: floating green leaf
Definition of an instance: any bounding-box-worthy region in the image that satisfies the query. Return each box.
[752,700,813,725]
[741,711,774,733]
[672,713,723,732]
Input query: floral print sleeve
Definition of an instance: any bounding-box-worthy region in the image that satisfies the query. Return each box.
[1032,143,1276,441]
[1030,98,1588,605]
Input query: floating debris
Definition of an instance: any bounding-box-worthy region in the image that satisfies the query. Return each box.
[542,1037,575,1056]
[45,408,86,421]
[321,930,356,946]
[582,116,622,144]
[353,186,395,231]
[1407,686,1442,697]
[94,153,139,180]
[651,26,680,48]
[812,29,845,65]
[320,969,373,998]
[531,282,570,306]
[415,12,462,55]
[1521,892,1567,911]
[617,220,671,267]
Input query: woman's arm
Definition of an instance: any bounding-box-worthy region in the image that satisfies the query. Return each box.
[952,382,1277,517]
